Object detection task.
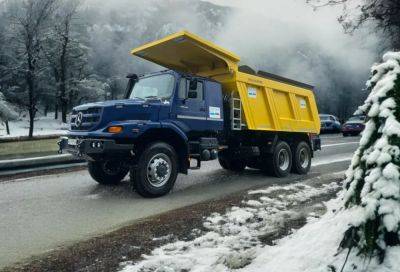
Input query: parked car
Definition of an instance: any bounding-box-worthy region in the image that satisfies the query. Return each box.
[319,114,341,133]
[342,115,366,136]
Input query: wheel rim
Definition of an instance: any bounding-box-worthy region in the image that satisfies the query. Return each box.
[299,147,310,169]
[146,153,172,187]
[101,161,122,176]
[278,149,290,171]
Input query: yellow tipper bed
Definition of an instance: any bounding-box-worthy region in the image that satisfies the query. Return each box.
[131,30,320,134]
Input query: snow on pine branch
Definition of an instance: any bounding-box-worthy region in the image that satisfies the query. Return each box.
[341,51,400,262]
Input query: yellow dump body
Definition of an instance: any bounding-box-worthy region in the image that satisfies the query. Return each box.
[131,31,320,134]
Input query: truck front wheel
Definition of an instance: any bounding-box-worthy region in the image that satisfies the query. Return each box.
[292,141,311,174]
[88,160,129,185]
[130,142,178,198]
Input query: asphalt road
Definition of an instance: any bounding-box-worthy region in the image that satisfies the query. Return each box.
[0,134,360,268]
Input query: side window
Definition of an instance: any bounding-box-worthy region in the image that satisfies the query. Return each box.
[178,78,187,99]
[179,77,204,101]
[193,81,204,101]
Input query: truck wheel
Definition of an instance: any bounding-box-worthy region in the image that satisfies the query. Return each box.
[218,150,246,172]
[131,142,178,198]
[267,141,292,177]
[88,160,129,185]
[292,141,311,174]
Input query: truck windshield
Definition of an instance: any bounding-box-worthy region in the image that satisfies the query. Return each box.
[129,74,175,100]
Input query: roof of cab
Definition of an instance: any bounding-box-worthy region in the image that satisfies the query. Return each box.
[131,30,240,75]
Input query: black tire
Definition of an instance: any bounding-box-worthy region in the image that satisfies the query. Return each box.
[266,141,292,177]
[292,141,311,175]
[218,150,246,172]
[130,142,178,198]
[246,158,262,170]
[88,160,129,185]
[343,133,349,137]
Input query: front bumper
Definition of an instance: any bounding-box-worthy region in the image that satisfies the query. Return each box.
[58,137,134,157]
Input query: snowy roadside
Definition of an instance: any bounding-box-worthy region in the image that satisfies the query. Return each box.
[119,172,345,272]
[0,115,67,139]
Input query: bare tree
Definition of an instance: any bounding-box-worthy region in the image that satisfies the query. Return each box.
[44,0,81,123]
[6,0,57,137]
[307,0,400,49]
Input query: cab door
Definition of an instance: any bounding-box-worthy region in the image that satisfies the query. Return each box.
[174,77,207,132]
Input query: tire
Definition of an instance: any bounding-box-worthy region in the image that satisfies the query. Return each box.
[292,141,311,175]
[343,133,349,137]
[246,158,262,170]
[267,141,292,177]
[88,160,129,185]
[130,142,178,198]
[218,150,246,172]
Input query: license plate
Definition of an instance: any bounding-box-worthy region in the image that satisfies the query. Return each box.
[68,138,78,146]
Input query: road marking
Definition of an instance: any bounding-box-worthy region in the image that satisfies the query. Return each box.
[312,155,353,167]
[321,142,359,148]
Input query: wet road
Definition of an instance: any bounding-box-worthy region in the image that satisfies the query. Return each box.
[0,134,359,268]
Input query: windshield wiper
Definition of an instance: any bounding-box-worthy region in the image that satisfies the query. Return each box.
[144,95,161,99]
[132,96,145,101]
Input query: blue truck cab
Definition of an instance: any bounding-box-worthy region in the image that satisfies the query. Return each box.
[59,70,225,197]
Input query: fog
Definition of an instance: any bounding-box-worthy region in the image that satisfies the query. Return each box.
[209,0,381,117]
[84,0,381,118]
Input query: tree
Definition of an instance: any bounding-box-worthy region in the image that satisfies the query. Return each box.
[307,0,400,49]
[6,0,57,137]
[339,52,400,266]
[44,0,86,123]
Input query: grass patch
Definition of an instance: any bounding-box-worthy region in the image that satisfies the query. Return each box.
[0,138,59,159]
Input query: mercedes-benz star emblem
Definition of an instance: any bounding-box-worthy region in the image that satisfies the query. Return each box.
[75,112,83,127]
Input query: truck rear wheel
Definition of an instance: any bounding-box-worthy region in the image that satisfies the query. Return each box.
[266,141,292,177]
[218,150,246,172]
[292,141,311,174]
[130,142,178,198]
[88,160,129,185]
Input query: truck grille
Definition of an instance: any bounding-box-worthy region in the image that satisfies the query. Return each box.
[70,107,102,131]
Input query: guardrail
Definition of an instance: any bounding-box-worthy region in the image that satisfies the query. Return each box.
[0,134,63,143]
[0,154,84,171]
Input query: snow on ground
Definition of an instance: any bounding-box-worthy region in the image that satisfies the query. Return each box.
[0,114,67,138]
[119,173,347,272]
[246,197,400,272]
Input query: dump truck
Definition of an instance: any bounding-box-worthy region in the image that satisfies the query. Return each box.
[58,31,321,197]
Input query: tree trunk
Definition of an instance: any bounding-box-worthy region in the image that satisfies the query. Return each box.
[61,103,68,123]
[5,121,10,135]
[44,105,49,116]
[55,103,58,120]
[27,51,36,138]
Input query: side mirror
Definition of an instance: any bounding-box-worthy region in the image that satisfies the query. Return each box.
[189,78,198,90]
[124,73,139,99]
[188,91,198,99]
[126,73,139,81]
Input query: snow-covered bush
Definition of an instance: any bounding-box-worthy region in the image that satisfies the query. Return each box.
[0,92,17,122]
[340,52,400,262]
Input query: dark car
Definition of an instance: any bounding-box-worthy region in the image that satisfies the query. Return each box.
[319,114,341,133]
[342,115,366,136]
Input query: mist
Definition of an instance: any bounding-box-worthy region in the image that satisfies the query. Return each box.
[209,0,381,118]
[80,0,381,118]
